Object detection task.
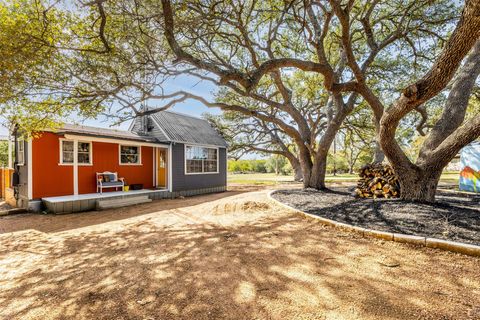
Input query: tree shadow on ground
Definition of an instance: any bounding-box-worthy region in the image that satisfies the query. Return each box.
[0,196,479,320]
[0,187,263,234]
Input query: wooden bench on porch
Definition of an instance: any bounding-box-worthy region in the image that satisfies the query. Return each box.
[96,172,124,194]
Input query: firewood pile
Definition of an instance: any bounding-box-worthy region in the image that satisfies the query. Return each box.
[355,163,400,198]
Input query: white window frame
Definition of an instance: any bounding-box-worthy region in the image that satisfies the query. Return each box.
[184,144,219,175]
[16,139,25,166]
[59,139,93,166]
[119,144,142,165]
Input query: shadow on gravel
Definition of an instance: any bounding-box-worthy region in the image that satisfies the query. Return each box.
[1,208,479,320]
[0,187,259,234]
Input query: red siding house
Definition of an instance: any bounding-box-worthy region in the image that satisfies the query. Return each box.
[11,111,228,213]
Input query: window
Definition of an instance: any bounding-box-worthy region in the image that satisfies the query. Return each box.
[78,142,91,164]
[120,145,141,164]
[185,145,218,174]
[61,140,74,163]
[17,140,25,165]
[60,140,92,165]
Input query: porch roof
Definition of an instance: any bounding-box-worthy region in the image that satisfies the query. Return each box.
[55,124,166,145]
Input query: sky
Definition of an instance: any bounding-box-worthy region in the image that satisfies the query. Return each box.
[0,75,220,133]
[0,75,260,159]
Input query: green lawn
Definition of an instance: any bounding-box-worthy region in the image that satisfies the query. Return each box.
[228,171,460,185]
[440,171,460,183]
[228,172,359,185]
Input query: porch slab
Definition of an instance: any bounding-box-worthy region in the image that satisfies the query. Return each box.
[42,189,168,214]
[40,186,226,214]
[42,189,161,203]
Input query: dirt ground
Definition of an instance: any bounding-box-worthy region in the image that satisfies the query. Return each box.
[0,200,12,212]
[273,188,480,245]
[0,185,479,320]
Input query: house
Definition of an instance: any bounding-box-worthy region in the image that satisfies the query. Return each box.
[10,111,228,213]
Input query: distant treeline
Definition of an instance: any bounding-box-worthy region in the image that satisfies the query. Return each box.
[230,152,374,176]
[228,157,293,175]
[0,141,8,167]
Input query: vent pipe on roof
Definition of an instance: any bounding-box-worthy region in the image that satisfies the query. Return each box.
[140,100,148,135]
[142,114,148,135]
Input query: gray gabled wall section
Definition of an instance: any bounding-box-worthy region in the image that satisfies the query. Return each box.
[171,143,227,192]
[131,117,170,142]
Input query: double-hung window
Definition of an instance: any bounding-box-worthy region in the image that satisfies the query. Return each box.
[60,140,92,165]
[119,145,141,165]
[185,145,218,174]
[16,140,25,165]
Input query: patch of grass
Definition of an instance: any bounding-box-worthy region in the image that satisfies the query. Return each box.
[440,171,459,183]
[227,173,292,185]
[227,172,358,185]
[228,171,461,185]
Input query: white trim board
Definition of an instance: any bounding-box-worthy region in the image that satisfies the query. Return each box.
[27,140,33,200]
[63,134,169,148]
[73,139,78,195]
[168,144,173,192]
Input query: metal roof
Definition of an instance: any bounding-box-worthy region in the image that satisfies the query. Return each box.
[52,111,227,147]
[56,124,160,144]
[149,111,228,147]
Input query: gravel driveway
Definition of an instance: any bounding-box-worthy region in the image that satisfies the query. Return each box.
[1,186,479,320]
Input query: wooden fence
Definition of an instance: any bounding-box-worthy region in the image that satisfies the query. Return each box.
[0,168,13,199]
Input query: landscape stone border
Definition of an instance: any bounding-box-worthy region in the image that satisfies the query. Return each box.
[267,190,480,258]
[0,208,27,217]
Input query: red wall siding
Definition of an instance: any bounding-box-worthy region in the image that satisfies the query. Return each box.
[32,132,73,199]
[78,142,154,194]
[32,132,154,199]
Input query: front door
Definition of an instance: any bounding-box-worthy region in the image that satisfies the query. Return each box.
[156,148,167,188]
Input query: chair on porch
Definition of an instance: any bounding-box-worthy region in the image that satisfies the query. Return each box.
[96,172,124,194]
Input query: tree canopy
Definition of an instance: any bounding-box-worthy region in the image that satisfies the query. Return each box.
[1,0,479,201]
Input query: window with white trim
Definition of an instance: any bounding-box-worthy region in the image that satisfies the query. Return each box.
[77,142,91,164]
[120,145,141,164]
[16,140,25,165]
[60,140,92,164]
[185,146,218,174]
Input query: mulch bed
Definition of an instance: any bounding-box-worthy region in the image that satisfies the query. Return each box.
[272,188,480,246]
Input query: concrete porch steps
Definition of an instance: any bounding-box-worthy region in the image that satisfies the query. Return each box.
[96,195,152,210]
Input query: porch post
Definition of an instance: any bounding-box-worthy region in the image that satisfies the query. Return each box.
[27,139,33,200]
[73,139,78,195]
[168,144,172,192]
[153,147,156,187]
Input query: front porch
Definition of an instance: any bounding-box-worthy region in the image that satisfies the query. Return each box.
[41,185,227,214]
[42,189,170,214]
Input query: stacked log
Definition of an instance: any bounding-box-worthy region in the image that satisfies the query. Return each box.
[355,163,400,198]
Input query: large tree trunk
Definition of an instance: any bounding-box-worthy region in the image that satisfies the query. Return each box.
[373,142,385,163]
[349,165,355,175]
[284,153,304,181]
[293,164,303,181]
[303,151,328,189]
[379,39,480,202]
[396,167,442,202]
